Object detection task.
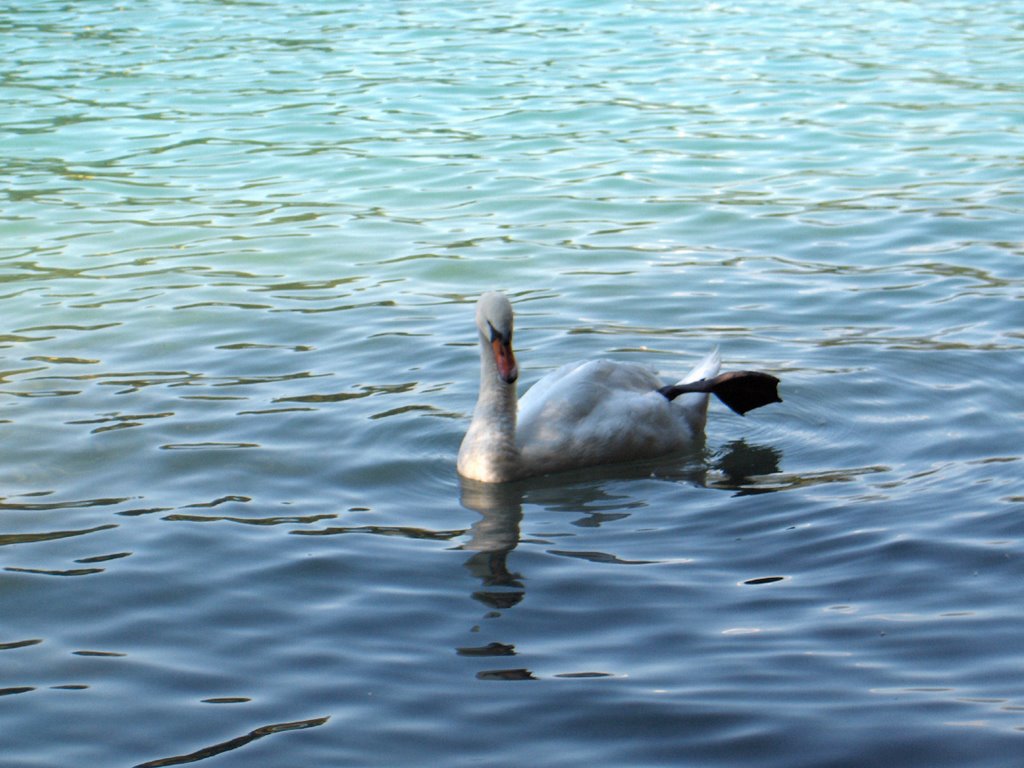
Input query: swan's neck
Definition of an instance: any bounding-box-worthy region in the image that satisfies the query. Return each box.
[458,336,520,482]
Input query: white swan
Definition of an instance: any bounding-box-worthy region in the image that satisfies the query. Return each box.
[457,291,781,483]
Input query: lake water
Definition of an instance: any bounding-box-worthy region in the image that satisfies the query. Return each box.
[2,1,1023,765]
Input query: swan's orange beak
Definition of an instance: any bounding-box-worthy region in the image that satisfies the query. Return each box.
[492,338,518,384]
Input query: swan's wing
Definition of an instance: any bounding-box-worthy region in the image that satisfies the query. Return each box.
[516,360,689,475]
[518,359,660,414]
[517,354,724,432]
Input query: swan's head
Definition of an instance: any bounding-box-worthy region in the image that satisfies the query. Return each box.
[475,292,518,384]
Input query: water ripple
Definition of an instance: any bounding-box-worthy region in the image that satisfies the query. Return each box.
[2,1,1023,766]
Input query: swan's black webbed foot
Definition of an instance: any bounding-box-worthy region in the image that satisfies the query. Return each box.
[658,371,782,416]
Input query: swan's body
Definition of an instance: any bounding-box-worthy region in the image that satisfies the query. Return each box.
[458,292,781,483]
[515,354,720,474]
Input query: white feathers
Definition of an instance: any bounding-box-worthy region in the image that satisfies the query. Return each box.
[457,293,720,483]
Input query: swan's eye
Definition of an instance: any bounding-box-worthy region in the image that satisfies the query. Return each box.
[487,321,510,344]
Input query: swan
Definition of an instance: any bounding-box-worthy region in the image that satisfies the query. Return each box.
[457,291,781,483]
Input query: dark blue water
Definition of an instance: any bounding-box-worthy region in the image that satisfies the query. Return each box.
[2,1,1023,765]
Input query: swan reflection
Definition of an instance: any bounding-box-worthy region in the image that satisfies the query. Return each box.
[453,440,785,680]
[454,439,785,594]
[708,439,784,493]
[457,479,525,611]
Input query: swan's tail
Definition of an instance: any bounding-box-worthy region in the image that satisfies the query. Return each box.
[662,346,782,417]
[678,346,721,385]
[663,347,720,433]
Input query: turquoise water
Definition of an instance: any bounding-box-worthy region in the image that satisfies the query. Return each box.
[2,1,1023,765]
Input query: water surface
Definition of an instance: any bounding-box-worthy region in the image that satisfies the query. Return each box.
[2,1,1023,766]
